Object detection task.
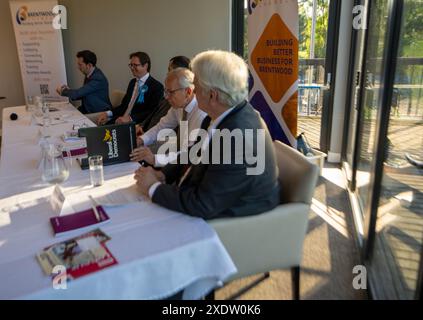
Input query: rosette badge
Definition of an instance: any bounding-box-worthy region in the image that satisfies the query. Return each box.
[16,6,29,25]
[137,84,149,104]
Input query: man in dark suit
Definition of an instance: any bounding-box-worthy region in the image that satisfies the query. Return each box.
[96,52,163,125]
[134,50,280,220]
[57,50,111,114]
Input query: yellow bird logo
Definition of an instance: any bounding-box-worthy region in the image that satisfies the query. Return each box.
[103,129,112,142]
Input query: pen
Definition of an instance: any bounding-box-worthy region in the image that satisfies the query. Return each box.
[89,195,101,222]
[92,205,100,222]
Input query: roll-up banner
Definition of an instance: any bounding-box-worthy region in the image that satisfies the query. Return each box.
[10,0,67,103]
[248,0,299,147]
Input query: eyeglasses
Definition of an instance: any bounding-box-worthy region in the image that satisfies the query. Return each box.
[164,88,185,97]
[128,63,142,68]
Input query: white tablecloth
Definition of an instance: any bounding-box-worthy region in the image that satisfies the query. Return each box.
[0,105,237,300]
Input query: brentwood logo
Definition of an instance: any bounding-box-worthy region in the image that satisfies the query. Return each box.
[16,6,28,24]
[16,6,54,24]
[15,5,66,29]
[105,129,119,159]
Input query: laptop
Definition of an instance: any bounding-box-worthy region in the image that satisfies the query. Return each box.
[77,122,137,170]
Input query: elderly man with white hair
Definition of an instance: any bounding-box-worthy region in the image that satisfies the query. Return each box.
[134,50,280,220]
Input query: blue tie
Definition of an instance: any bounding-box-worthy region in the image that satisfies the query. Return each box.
[137,81,148,104]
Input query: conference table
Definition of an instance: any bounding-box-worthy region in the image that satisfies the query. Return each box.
[0,103,236,300]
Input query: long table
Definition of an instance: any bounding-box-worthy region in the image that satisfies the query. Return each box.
[0,104,236,300]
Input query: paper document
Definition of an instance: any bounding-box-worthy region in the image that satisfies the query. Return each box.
[61,183,143,216]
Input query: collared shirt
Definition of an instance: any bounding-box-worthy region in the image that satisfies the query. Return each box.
[142,96,206,167]
[106,73,150,118]
[86,67,96,79]
[200,106,235,153]
[148,106,235,199]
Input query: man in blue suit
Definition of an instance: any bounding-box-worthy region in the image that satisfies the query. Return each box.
[57,50,112,114]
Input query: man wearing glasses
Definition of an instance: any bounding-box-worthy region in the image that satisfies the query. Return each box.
[130,67,207,167]
[96,52,163,125]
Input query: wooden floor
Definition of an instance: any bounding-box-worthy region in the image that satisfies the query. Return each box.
[298,116,321,150]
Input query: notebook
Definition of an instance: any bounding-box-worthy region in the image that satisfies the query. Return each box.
[50,206,110,237]
[77,122,137,169]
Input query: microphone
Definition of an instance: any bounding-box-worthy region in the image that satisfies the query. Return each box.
[10,113,18,121]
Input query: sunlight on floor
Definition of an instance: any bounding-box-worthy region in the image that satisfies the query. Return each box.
[311,198,349,238]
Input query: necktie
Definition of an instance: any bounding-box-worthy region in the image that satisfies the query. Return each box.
[182,109,188,122]
[124,79,142,117]
[177,116,211,187]
[176,109,189,150]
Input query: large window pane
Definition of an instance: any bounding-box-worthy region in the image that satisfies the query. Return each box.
[370,0,423,300]
[356,0,390,216]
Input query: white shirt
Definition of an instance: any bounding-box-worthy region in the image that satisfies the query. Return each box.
[142,96,206,167]
[200,106,235,153]
[86,67,96,79]
[107,73,150,118]
[148,106,235,199]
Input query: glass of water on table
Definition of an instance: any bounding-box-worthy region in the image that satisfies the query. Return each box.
[89,155,104,187]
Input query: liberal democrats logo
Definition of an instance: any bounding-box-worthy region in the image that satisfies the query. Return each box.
[16,6,28,24]
[103,129,112,142]
[103,129,119,159]
[248,0,263,15]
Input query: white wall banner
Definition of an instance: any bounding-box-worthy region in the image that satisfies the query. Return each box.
[9,0,67,103]
[247,0,299,147]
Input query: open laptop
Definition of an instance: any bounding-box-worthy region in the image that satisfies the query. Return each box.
[77,122,137,170]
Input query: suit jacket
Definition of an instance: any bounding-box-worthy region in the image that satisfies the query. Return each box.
[61,68,111,113]
[152,101,280,220]
[112,76,164,124]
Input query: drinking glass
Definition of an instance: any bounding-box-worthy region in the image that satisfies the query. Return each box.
[33,96,43,117]
[26,96,34,113]
[89,155,104,187]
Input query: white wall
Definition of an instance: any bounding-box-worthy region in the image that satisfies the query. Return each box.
[60,0,231,93]
[0,0,26,111]
[0,0,231,123]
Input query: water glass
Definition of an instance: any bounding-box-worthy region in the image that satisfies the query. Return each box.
[89,155,104,187]
[42,102,51,125]
[34,96,43,117]
[26,96,34,113]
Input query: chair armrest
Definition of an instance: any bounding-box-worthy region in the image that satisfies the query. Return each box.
[209,203,311,281]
